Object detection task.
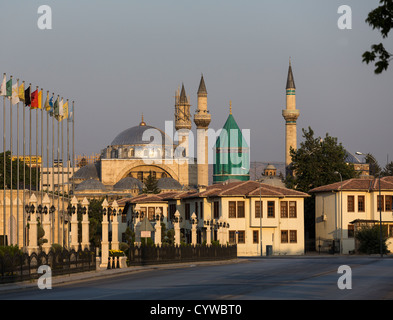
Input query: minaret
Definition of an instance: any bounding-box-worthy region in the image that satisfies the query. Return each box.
[193,74,211,186]
[175,83,192,157]
[282,59,300,175]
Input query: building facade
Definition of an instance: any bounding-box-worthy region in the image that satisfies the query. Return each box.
[123,180,308,256]
[310,176,393,254]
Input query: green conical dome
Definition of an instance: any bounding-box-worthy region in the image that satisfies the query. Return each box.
[213,110,250,183]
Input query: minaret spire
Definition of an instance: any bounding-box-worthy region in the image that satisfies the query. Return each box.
[194,74,211,187]
[282,59,300,176]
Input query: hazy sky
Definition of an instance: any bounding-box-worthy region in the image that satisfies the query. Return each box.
[1,0,392,168]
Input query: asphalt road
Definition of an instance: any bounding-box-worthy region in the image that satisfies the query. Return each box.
[1,256,393,301]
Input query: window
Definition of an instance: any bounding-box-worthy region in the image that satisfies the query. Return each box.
[348,225,354,238]
[122,211,127,223]
[148,207,155,221]
[185,203,190,220]
[289,230,297,243]
[268,201,275,218]
[169,204,176,220]
[200,202,204,219]
[140,207,147,220]
[378,195,384,211]
[280,202,288,218]
[385,196,392,211]
[229,231,236,245]
[237,201,245,218]
[213,202,219,219]
[347,196,355,212]
[237,231,245,244]
[281,230,288,243]
[229,201,236,218]
[253,230,259,244]
[255,201,262,218]
[358,196,365,212]
[289,201,297,218]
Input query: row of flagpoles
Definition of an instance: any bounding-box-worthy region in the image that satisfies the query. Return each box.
[0,72,76,248]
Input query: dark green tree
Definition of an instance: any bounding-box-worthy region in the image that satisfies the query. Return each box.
[364,153,382,177]
[355,225,388,254]
[142,171,160,194]
[362,0,393,74]
[0,151,39,190]
[285,127,358,192]
[285,127,358,247]
[382,161,393,176]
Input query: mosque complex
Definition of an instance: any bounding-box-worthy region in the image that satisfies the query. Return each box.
[73,62,298,196]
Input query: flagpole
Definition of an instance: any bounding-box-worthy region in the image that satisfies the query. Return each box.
[16,79,20,247]
[29,88,31,198]
[3,73,6,245]
[66,100,70,249]
[51,93,55,243]
[9,75,13,246]
[35,86,39,200]
[41,88,43,203]
[61,98,64,247]
[72,101,75,197]
[57,96,60,244]
[22,82,26,247]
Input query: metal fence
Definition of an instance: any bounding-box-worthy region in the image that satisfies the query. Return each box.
[128,244,237,266]
[0,247,96,284]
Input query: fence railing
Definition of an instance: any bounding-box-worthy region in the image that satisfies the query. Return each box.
[0,248,96,284]
[127,244,237,266]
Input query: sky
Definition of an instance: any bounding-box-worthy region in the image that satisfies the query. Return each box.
[0,0,392,169]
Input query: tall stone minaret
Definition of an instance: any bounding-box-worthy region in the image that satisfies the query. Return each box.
[282,59,300,175]
[193,74,211,186]
[175,83,192,158]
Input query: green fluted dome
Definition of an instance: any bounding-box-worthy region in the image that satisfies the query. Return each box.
[213,112,250,183]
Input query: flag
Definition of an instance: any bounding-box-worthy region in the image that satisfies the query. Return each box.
[44,92,50,111]
[57,98,64,121]
[69,102,73,119]
[62,100,68,120]
[31,89,38,108]
[0,74,6,96]
[54,96,59,118]
[24,86,31,106]
[49,95,54,116]
[6,79,12,97]
[37,90,42,109]
[18,82,25,101]
[11,83,20,105]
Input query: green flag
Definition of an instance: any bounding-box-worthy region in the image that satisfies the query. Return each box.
[6,79,12,97]
[54,96,59,117]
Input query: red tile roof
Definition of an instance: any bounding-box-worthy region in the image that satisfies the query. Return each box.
[309,176,393,193]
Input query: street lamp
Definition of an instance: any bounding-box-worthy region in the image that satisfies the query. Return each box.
[356,152,383,258]
[334,171,343,254]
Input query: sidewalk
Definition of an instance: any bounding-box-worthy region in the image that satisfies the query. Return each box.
[0,258,243,293]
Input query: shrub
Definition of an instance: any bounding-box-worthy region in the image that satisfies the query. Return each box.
[355,225,389,254]
[0,245,23,257]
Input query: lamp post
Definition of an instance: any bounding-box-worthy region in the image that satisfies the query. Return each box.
[356,152,383,258]
[334,171,343,254]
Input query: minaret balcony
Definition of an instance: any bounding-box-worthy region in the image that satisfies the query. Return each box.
[282,109,300,122]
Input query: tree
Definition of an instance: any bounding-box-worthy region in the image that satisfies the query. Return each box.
[382,161,393,176]
[285,127,358,246]
[285,127,358,193]
[0,151,39,190]
[362,0,393,74]
[142,171,160,194]
[355,225,388,254]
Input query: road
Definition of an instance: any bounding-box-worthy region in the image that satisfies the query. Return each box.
[1,256,393,302]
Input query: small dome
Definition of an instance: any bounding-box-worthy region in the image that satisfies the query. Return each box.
[157,177,182,190]
[266,164,276,170]
[114,177,143,190]
[72,162,101,181]
[75,179,106,191]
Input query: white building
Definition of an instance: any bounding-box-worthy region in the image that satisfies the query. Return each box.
[309,176,393,254]
[123,180,309,256]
